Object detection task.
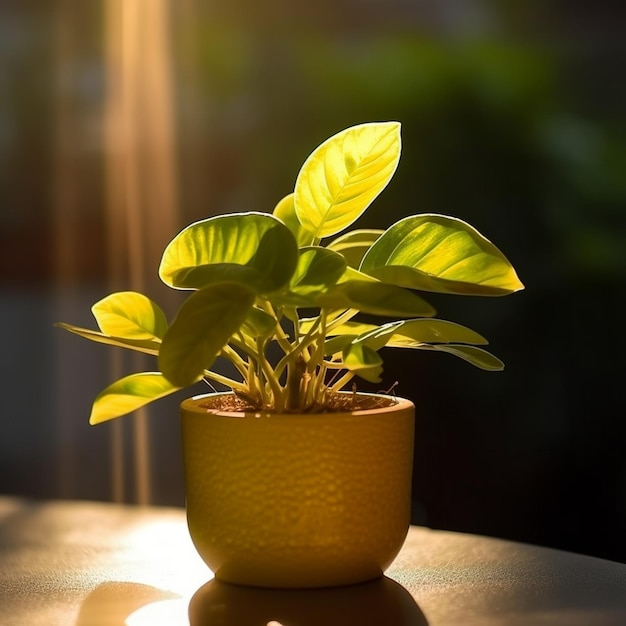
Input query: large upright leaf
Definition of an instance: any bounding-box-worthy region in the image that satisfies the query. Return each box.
[158,282,256,387]
[294,122,401,239]
[91,291,168,340]
[89,372,180,424]
[317,280,436,317]
[159,212,299,294]
[361,214,524,296]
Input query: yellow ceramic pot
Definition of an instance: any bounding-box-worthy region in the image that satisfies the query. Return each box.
[180,393,415,588]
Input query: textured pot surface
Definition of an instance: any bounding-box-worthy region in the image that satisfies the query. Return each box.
[180,393,415,588]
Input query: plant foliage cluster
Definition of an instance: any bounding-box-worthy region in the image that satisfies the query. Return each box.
[57,122,523,422]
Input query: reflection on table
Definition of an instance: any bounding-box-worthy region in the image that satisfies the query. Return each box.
[1,497,625,625]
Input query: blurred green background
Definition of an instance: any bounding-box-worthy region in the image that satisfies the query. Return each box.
[1,1,625,562]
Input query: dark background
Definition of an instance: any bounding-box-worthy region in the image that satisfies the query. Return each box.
[1,1,625,563]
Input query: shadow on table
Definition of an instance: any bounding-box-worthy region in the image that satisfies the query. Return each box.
[75,582,181,626]
[189,576,428,626]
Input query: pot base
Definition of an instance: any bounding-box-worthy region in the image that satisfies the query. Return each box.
[212,551,384,589]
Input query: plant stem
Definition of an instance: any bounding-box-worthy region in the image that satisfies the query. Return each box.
[307,310,326,372]
[325,308,359,333]
[258,337,284,411]
[260,300,292,355]
[245,358,262,406]
[309,362,328,405]
[202,369,249,394]
[286,356,307,411]
[273,317,321,382]
[221,344,249,380]
[330,370,355,393]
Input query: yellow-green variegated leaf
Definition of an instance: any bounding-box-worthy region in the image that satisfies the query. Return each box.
[349,318,489,353]
[91,291,168,340]
[360,214,524,296]
[89,372,180,424]
[159,212,298,294]
[299,317,377,338]
[272,193,316,246]
[352,321,405,352]
[413,344,505,371]
[294,122,401,239]
[158,282,256,387]
[240,307,277,339]
[326,229,384,268]
[289,247,347,295]
[342,343,383,383]
[269,291,319,308]
[271,246,347,308]
[323,334,357,357]
[336,265,378,284]
[388,319,488,346]
[317,280,436,318]
[324,320,378,337]
[54,323,160,356]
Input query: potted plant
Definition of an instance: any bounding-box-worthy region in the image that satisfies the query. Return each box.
[57,121,523,588]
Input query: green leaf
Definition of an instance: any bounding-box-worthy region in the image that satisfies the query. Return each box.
[91,291,168,340]
[317,280,436,317]
[158,282,256,387]
[360,214,524,296]
[54,323,161,356]
[349,318,488,353]
[299,316,378,338]
[326,229,384,268]
[289,247,347,295]
[411,344,505,371]
[323,334,357,356]
[89,372,180,424]
[269,247,348,308]
[337,265,378,284]
[268,292,318,309]
[324,320,379,337]
[294,122,401,238]
[342,343,383,383]
[240,307,277,339]
[388,319,488,346]
[352,321,405,352]
[159,212,299,294]
[272,193,316,246]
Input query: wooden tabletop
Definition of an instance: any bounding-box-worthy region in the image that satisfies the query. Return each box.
[1,497,625,625]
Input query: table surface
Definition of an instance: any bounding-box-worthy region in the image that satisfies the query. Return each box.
[1,497,625,626]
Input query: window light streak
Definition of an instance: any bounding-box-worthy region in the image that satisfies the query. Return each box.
[104,0,179,504]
